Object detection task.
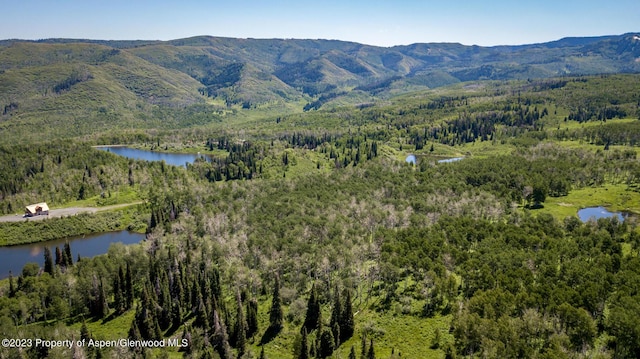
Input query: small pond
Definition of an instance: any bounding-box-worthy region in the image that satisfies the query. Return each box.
[577,206,626,223]
[437,157,464,164]
[0,231,145,279]
[96,146,209,167]
[405,155,465,165]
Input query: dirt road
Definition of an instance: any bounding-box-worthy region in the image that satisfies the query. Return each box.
[0,202,143,223]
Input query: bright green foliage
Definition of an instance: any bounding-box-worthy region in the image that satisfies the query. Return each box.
[606,295,640,358]
[556,303,597,350]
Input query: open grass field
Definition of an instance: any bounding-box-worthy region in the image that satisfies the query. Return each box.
[537,183,640,220]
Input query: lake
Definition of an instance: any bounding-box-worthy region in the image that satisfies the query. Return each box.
[0,231,145,278]
[405,154,417,165]
[577,206,626,223]
[96,146,208,167]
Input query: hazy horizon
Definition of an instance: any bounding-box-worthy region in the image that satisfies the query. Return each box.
[2,0,639,47]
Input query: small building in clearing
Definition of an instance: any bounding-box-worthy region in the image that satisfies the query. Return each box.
[25,202,49,217]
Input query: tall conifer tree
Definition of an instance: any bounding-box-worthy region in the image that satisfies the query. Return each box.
[43,247,54,275]
[269,275,283,331]
[303,283,320,333]
[340,290,355,342]
[298,328,309,359]
[234,291,247,357]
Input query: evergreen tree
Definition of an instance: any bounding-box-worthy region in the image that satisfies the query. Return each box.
[81,320,92,342]
[55,246,63,266]
[309,339,317,358]
[200,349,215,359]
[78,183,86,200]
[91,275,109,318]
[303,283,320,333]
[98,277,109,318]
[210,266,223,303]
[128,167,135,186]
[298,328,309,359]
[367,340,375,359]
[158,271,172,330]
[173,265,186,309]
[349,346,356,359]
[315,308,324,353]
[340,290,355,342]
[113,271,124,314]
[125,263,134,309]
[8,271,15,297]
[152,314,163,343]
[180,327,192,354]
[118,266,126,299]
[330,285,342,343]
[212,309,232,359]
[195,295,209,329]
[246,298,259,338]
[269,275,283,331]
[135,285,160,340]
[63,241,73,266]
[43,247,54,275]
[128,317,142,341]
[259,346,266,359]
[234,292,247,357]
[190,278,201,311]
[127,319,144,357]
[318,329,335,358]
[332,322,341,349]
[171,301,182,329]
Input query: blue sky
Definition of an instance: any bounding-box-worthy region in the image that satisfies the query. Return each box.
[2,0,638,47]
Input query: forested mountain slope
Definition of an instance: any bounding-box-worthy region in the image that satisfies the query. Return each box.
[1,33,639,142]
[2,34,640,359]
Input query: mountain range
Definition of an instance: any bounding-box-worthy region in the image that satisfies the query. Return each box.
[1,33,639,139]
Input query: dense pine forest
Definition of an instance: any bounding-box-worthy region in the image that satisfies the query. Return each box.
[1,68,640,359]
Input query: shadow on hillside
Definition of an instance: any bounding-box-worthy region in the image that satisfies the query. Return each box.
[260,325,281,345]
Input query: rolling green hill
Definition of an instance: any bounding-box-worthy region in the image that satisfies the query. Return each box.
[0,33,639,142]
[0,42,209,142]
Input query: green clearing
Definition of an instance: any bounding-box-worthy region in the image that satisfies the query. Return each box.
[537,184,640,220]
[61,187,143,209]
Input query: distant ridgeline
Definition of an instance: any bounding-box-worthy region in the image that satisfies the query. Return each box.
[0,33,639,134]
